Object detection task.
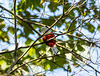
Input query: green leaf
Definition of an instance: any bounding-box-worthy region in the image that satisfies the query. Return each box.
[0,60,4,66]
[7,27,14,34]
[0,19,4,22]
[1,61,8,70]
[0,30,3,36]
[28,47,37,59]
[65,22,70,30]
[73,63,79,67]
[77,45,84,52]
[29,47,35,56]
[68,36,74,40]
[68,65,71,72]
[22,0,25,3]
[98,26,100,32]
[76,33,82,37]
[45,64,50,70]
[54,0,58,3]
[49,60,58,71]
[0,60,8,70]
[25,38,33,45]
[51,0,59,3]
[42,17,55,26]
[0,24,5,29]
[72,56,77,62]
[55,55,66,66]
[48,3,59,12]
[78,40,85,45]
[18,0,42,12]
[22,65,29,71]
[17,34,21,38]
[24,24,33,38]
[67,37,74,48]
[40,0,44,4]
[0,32,9,42]
[68,43,74,49]
[69,21,76,34]
[84,23,95,33]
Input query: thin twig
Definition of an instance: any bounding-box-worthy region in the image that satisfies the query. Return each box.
[0,5,41,36]
[62,0,65,15]
[9,3,67,73]
[57,43,100,74]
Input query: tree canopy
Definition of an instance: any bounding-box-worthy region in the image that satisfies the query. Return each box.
[0,0,100,76]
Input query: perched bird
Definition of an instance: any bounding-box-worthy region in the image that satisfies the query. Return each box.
[41,27,59,55]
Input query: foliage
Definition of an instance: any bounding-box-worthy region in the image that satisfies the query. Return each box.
[0,0,100,76]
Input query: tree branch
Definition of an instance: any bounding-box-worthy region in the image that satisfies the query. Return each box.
[14,0,17,62]
[0,5,41,36]
[7,0,18,75]
[57,43,100,74]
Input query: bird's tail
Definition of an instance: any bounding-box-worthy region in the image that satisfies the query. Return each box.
[51,45,59,55]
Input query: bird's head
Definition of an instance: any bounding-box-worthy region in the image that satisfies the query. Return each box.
[41,27,51,35]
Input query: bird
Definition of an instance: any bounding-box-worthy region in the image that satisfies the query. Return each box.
[41,27,59,55]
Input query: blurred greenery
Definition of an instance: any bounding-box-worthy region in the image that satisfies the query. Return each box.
[0,0,100,75]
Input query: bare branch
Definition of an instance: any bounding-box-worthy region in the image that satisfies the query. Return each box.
[14,0,17,62]
[7,0,18,75]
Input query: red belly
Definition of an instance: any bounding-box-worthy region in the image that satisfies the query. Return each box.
[43,33,55,47]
